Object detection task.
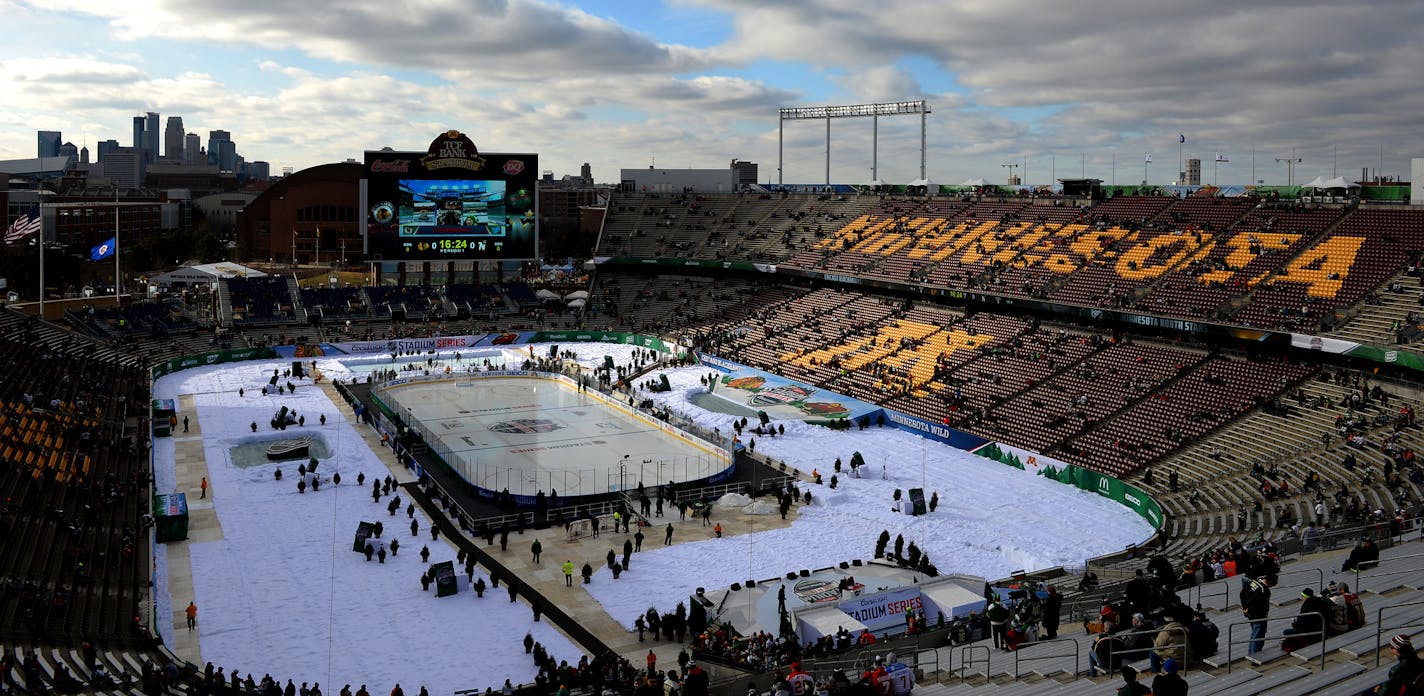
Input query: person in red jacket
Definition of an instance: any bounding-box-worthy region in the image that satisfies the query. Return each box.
[787,662,814,696]
[870,656,893,696]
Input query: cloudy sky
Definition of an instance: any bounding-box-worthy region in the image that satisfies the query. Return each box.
[3,0,1420,187]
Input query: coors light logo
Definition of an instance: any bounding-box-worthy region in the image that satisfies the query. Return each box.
[421,130,485,172]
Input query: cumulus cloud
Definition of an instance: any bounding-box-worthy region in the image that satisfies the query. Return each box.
[5,0,1421,184]
[691,0,1424,182]
[44,0,716,77]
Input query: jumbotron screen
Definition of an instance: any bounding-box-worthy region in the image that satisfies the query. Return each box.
[363,131,538,260]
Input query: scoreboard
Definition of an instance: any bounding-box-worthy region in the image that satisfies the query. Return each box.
[362,131,538,260]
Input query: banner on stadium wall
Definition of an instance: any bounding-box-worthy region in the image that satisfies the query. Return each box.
[593,256,777,274]
[326,335,486,355]
[1046,464,1163,530]
[149,347,282,380]
[525,331,681,354]
[879,409,992,452]
[325,332,682,356]
[1289,333,1424,374]
[692,352,880,422]
[1340,344,1424,372]
[837,586,923,633]
[972,442,1163,530]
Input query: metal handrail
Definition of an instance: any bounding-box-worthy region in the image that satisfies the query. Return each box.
[957,644,988,683]
[1298,514,1420,558]
[1011,636,1080,679]
[1102,624,1189,675]
[1223,612,1328,673]
[1352,550,1424,594]
[1188,566,1323,612]
[1375,599,1424,666]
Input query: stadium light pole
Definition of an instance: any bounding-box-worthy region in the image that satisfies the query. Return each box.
[111,187,123,303]
[1000,163,1019,186]
[779,101,930,188]
[1275,150,1302,187]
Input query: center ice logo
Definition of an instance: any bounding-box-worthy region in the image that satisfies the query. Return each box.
[489,418,564,434]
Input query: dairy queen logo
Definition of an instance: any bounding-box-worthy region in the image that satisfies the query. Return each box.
[490,419,563,434]
[503,159,525,176]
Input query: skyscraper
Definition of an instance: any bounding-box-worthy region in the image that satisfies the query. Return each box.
[37,131,61,158]
[184,133,202,164]
[105,146,144,189]
[96,139,120,163]
[132,116,145,151]
[131,116,148,182]
[145,112,160,162]
[207,130,236,172]
[164,116,185,161]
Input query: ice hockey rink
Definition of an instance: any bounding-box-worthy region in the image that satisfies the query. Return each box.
[377,374,729,497]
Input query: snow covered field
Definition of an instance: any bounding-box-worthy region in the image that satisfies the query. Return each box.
[151,342,1154,692]
[153,360,582,695]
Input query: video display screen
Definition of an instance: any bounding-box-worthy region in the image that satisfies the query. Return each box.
[363,138,537,260]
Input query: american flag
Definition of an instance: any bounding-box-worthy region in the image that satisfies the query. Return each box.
[3,205,41,244]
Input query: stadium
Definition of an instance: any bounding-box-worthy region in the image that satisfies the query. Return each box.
[6,127,1424,696]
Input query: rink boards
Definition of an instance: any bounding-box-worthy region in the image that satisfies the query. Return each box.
[376,371,731,498]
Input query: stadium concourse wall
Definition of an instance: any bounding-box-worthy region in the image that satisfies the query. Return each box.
[303,330,687,358]
[148,346,283,380]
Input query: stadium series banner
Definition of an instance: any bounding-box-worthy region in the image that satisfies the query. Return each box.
[837,586,924,633]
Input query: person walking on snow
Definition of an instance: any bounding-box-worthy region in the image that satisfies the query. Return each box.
[185,601,197,631]
[200,477,208,499]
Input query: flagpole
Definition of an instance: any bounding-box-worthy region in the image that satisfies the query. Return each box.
[39,212,44,319]
[114,188,121,302]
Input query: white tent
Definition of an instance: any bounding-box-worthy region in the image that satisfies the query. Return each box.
[566,298,586,308]
[907,178,938,192]
[535,288,560,300]
[865,178,889,188]
[1322,176,1352,190]
[150,262,266,287]
[1301,176,1330,190]
[961,178,989,187]
[564,290,589,300]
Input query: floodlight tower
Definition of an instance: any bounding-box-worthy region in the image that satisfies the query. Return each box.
[778,100,930,186]
[1001,163,1020,185]
[1275,150,1303,186]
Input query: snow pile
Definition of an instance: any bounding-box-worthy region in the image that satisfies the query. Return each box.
[743,500,780,516]
[717,493,753,508]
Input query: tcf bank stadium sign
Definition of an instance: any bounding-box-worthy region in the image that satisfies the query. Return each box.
[421,131,486,172]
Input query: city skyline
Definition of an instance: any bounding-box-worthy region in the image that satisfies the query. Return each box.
[2,0,1422,186]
